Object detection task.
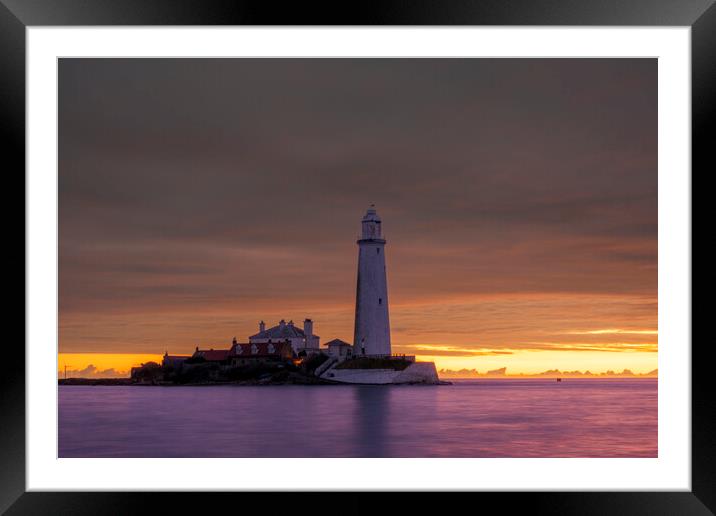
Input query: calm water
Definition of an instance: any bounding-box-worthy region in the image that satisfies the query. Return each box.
[58,379,657,458]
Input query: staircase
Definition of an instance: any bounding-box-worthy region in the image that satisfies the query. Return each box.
[314,356,339,378]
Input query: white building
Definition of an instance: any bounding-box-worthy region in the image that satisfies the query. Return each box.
[325,339,353,359]
[353,205,392,356]
[249,319,319,355]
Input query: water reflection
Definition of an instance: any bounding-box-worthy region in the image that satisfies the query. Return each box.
[352,386,391,457]
[59,380,657,458]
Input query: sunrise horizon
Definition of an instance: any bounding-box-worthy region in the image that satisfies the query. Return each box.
[58,351,658,379]
[59,58,657,382]
[58,290,657,378]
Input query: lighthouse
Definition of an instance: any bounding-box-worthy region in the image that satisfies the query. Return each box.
[353,205,392,357]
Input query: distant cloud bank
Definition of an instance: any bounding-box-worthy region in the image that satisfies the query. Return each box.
[59,364,128,379]
[438,367,658,378]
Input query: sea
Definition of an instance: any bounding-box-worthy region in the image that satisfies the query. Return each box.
[58,378,657,458]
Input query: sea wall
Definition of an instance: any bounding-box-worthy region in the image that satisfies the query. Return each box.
[324,368,398,384]
[323,361,440,385]
[394,362,440,384]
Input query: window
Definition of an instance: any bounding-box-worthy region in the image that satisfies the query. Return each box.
[379,298,382,304]
[377,248,380,254]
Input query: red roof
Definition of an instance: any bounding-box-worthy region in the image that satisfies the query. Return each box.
[194,349,230,361]
[229,341,292,357]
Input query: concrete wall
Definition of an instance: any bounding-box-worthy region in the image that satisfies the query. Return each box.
[394,362,439,384]
[323,362,440,385]
[323,368,400,384]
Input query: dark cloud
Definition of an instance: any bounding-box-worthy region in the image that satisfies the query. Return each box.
[58,58,656,354]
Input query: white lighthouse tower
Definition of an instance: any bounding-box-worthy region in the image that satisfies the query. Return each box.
[353,205,391,357]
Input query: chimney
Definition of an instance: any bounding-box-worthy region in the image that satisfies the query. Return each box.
[279,319,286,329]
[304,319,313,338]
[288,320,294,327]
[259,321,265,332]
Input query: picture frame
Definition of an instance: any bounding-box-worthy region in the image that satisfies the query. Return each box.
[2,0,710,513]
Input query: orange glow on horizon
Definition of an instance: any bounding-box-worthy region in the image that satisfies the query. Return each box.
[58,353,164,378]
[59,254,660,380]
[57,350,657,379]
[59,291,657,378]
[414,350,657,376]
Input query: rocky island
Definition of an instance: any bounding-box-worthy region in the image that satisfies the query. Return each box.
[60,207,442,386]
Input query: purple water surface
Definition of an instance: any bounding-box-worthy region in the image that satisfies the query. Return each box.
[58,379,657,458]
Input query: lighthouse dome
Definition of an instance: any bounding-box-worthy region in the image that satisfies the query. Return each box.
[362,204,381,222]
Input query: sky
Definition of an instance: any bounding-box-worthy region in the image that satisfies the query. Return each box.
[59,58,657,377]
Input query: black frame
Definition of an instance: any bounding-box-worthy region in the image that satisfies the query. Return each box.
[2,1,711,514]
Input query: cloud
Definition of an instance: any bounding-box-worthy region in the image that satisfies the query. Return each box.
[518,342,658,353]
[399,344,513,357]
[438,367,658,378]
[563,329,658,335]
[59,364,127,379]
[396,338,657,357]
